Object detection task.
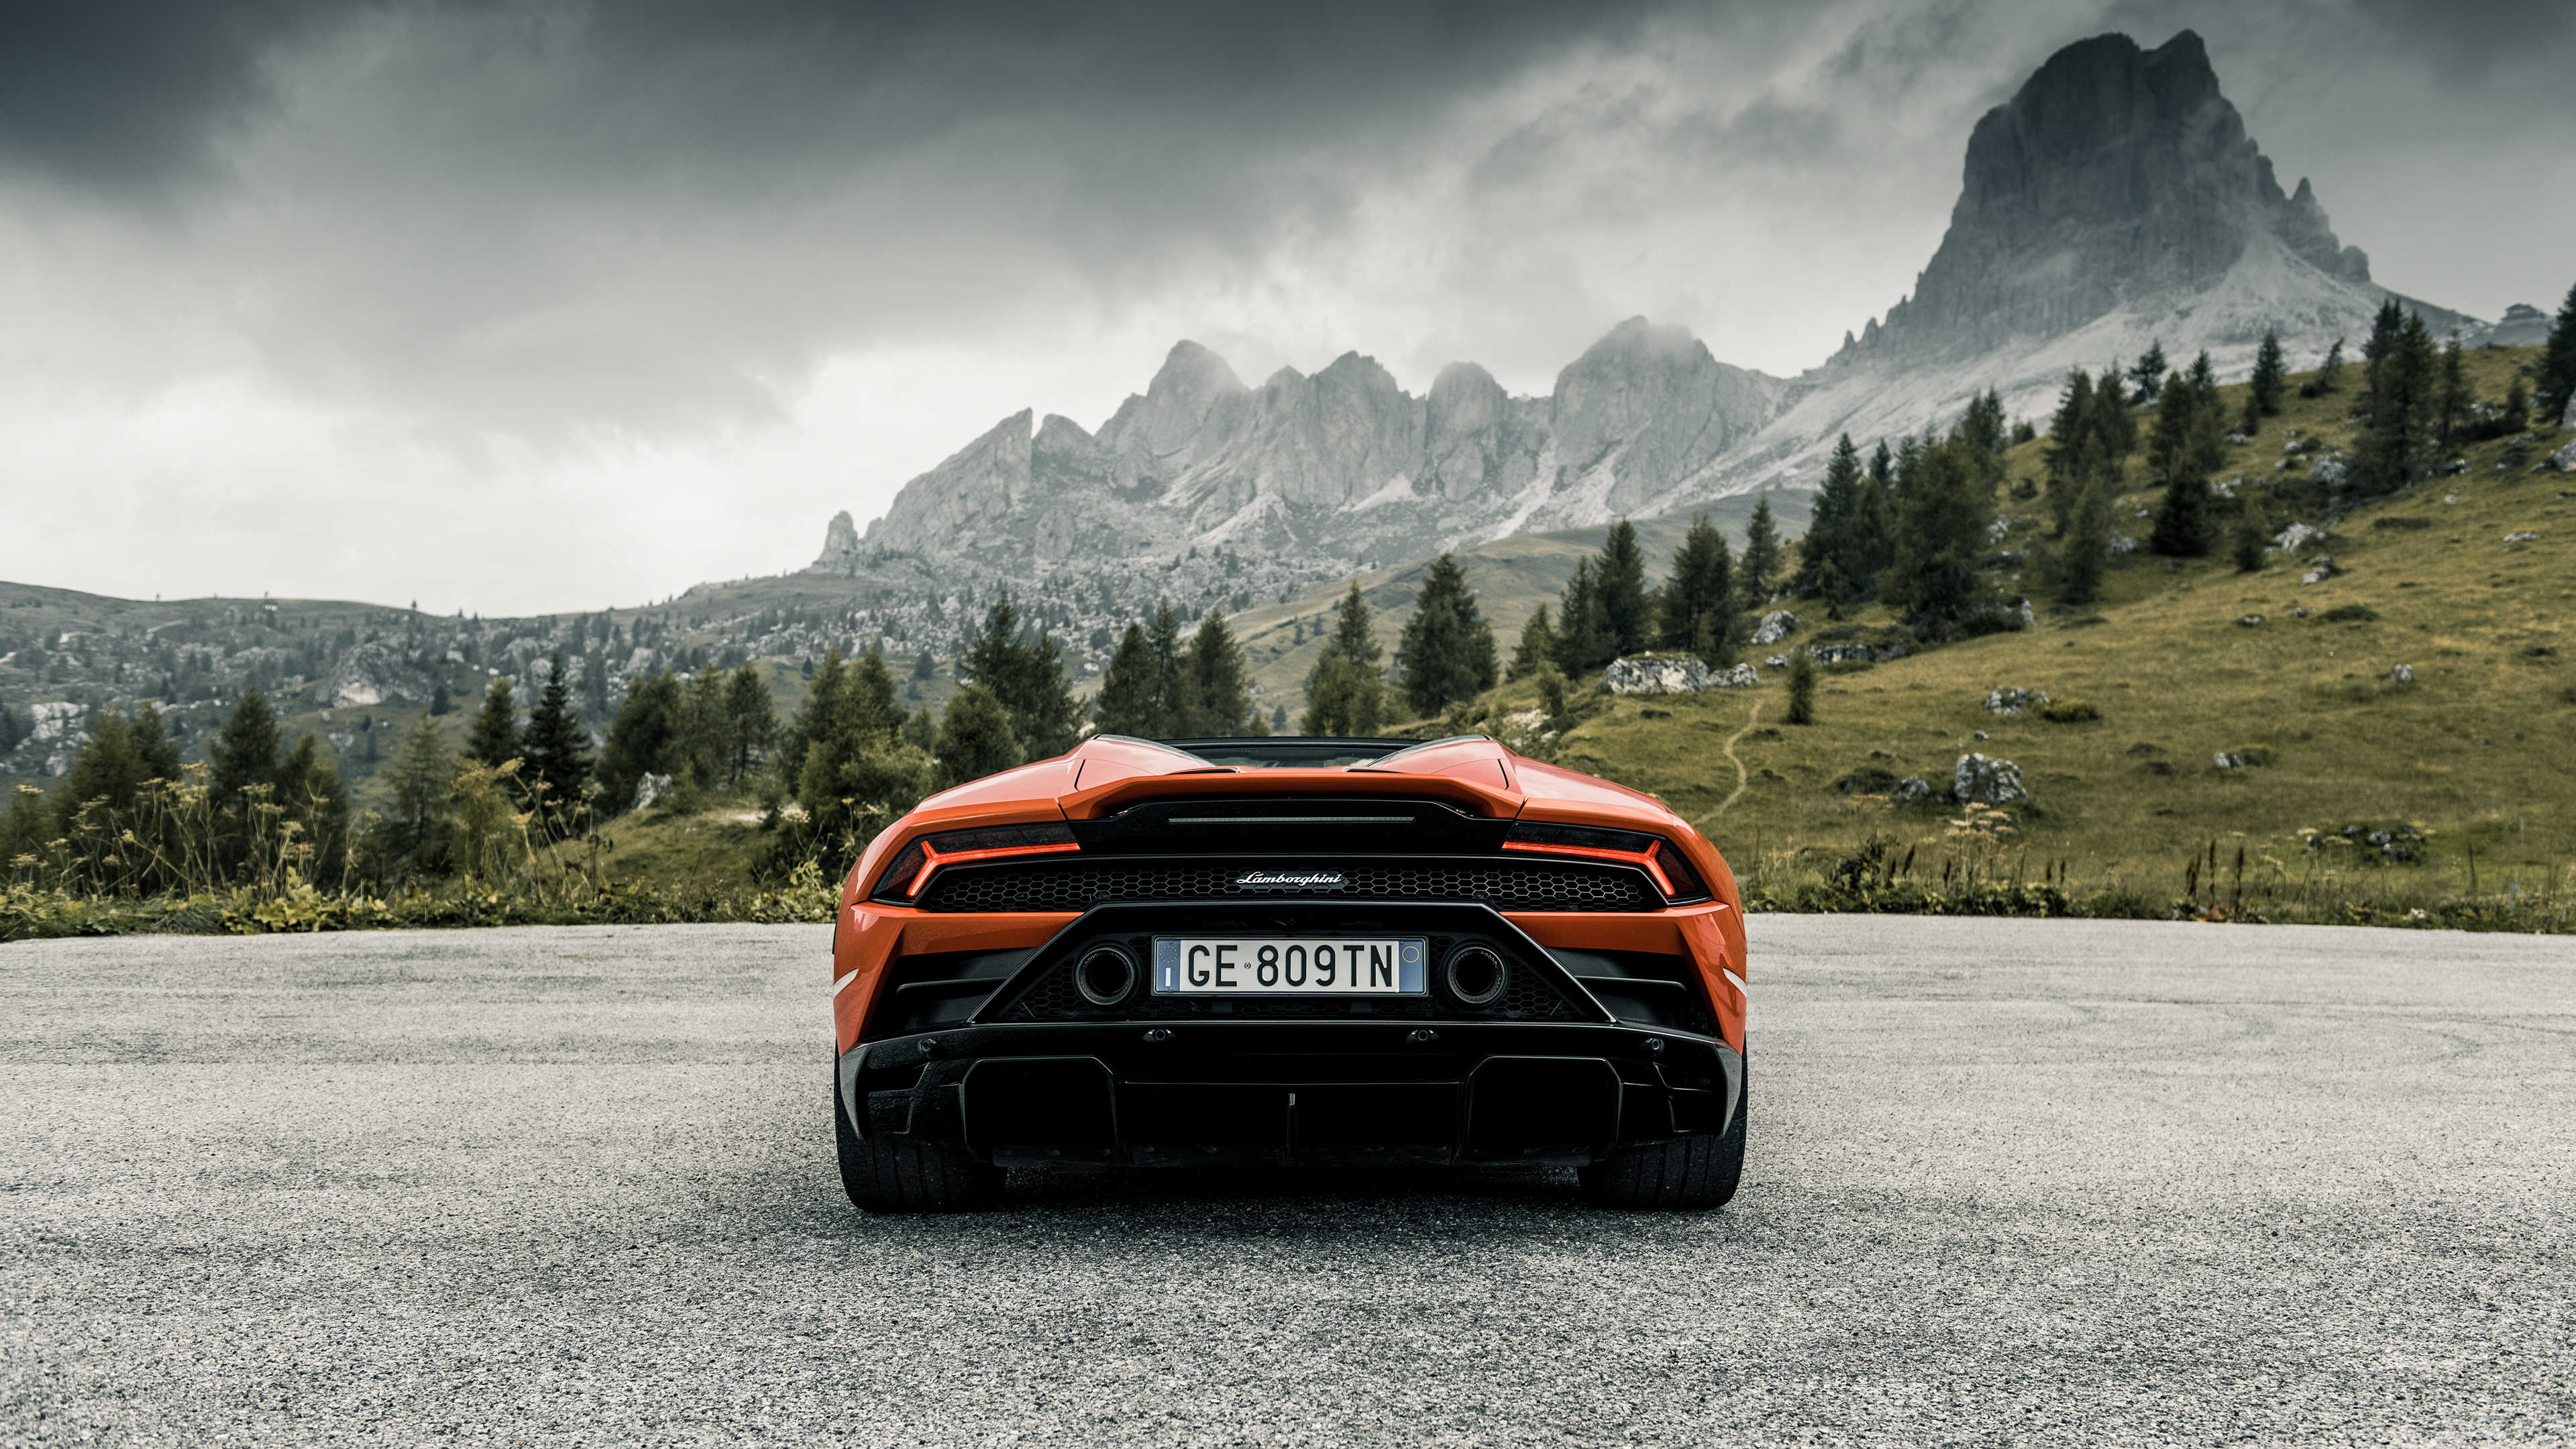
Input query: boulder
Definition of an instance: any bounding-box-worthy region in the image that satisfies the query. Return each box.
[2235,614,2265,627]
[2310,458,2350,486]
[314,641,436,708]
[2298,554,2340,585]
[1750,610,1801,646]
[1952,753,2027,805]
[1764,654,1790,668]
[633,772,675,812]
[1603,656,1709,695]
[1890,775,1944,806]
[2545,440,2576,472]
[1984,687,2049,716]
[1711,663,1761,689]
[2106,531,2139,556]
[2390,663,2415,684]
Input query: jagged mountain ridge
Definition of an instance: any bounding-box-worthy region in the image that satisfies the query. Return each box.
[828,318,1783,586]
[814,28,2516,604]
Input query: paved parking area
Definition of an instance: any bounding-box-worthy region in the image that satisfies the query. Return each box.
[3,916,2569,1445]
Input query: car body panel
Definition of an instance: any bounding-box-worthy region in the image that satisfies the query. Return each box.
[827,734,1746,1172]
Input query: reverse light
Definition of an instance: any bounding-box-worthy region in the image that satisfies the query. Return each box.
[1501,821,1709,903]
[873,822,1078,902]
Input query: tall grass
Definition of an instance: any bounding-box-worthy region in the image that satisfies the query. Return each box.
[1733,821,2573,931]
[3,758,839,942]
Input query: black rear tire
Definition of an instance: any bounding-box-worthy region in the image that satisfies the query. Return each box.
[1578,1065,1746,1210]
[835,1069,1006,1213]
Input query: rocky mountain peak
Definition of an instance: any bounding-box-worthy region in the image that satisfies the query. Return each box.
[1869,30,2375,360]
[812,509,859,568]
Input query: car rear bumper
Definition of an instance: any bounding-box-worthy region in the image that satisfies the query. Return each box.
[836,1020,1742,1170]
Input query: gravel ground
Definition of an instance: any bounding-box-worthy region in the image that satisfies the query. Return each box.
[2,916,2570,1446]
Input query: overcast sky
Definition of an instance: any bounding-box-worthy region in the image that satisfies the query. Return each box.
[3,0,2568,616]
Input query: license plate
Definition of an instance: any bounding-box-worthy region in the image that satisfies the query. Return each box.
[1152,937,1426,996]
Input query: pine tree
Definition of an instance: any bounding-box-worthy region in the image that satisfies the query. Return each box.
[2355,307,2439,495]
[1597,521,1652,654]
[1301,584,1384,737]
[211,684,283,806]
[1144,604,1190,735]
[2317,336,2345,393]
[1784,649,1819,725]
[1507,606,1556,682]
[429,682,452,717]
[1092,624,1164,737]
[1658,515,1736,663]
[1395,553,1498,718]
[521,651,592,826]
[2060,477,2110,605]
[2231,512,2268,574]
[2149,374,2214,557]
[1737,498,1782,613]
[2247,329,2287,426]
[961,596,1083,759]
[2436,333,2469,449]
[934,686,1024,787]
[2128,342,2169,404]
[384,716,455,868]
[1789,435,1861,598]
[1849,445,1896,597]
[2538,278,2576,424]
[55,704,183,839]
[1183,610,1259,734]
[774,648,844,794]
[1550,558,1615,674]
[1881,437,1994,629]
[464,677,519,767]
[912,649,936,681]
[2044,370,2096,535]
[600,671,684,814]
[722,665,775,788]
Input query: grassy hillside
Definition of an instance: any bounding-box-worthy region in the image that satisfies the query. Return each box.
[1460,345,2571,912]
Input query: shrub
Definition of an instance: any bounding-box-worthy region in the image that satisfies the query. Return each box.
[2039,699,2101,722]
[1785,649,1819,724]
[2322,604,2380,623]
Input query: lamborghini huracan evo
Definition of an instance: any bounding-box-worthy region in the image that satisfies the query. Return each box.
[828,733,1748,1211]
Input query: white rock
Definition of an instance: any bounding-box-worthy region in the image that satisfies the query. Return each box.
[2272,521,2328,553]
[1764,654,1790,669]
[2310,458,2349,486]
[2106,531,2139,556]
[1602,657,1710,696]
[2390,663,2415,684]
[1750,610,1801,646]
[633,772,675,812]
[1953,753,2027,805]
[2546,440,2576,472]
[2504,531,2542,543]
[1984,687,2049,716]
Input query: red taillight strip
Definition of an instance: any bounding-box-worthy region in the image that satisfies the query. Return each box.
[906,839,1081,896]
[1500,837,1678,898]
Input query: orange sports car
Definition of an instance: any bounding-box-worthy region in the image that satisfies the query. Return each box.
[828,734,1748,1211]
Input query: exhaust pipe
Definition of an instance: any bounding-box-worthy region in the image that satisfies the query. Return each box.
[1075,945,1138,1007]
[1444,946,1507,1006]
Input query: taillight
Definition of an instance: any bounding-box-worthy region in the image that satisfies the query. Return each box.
[872,822,1078,902]
[1501,821,1709,903]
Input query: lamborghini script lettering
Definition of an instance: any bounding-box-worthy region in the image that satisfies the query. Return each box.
[1235,869,1348,890]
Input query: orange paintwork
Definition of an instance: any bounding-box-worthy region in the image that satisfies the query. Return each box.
[829,735,1748,1053]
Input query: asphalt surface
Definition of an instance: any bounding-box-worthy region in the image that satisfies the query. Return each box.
[3,917,2569,1447]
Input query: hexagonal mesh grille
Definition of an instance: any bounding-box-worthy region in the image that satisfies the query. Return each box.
[919,858,1658,914]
